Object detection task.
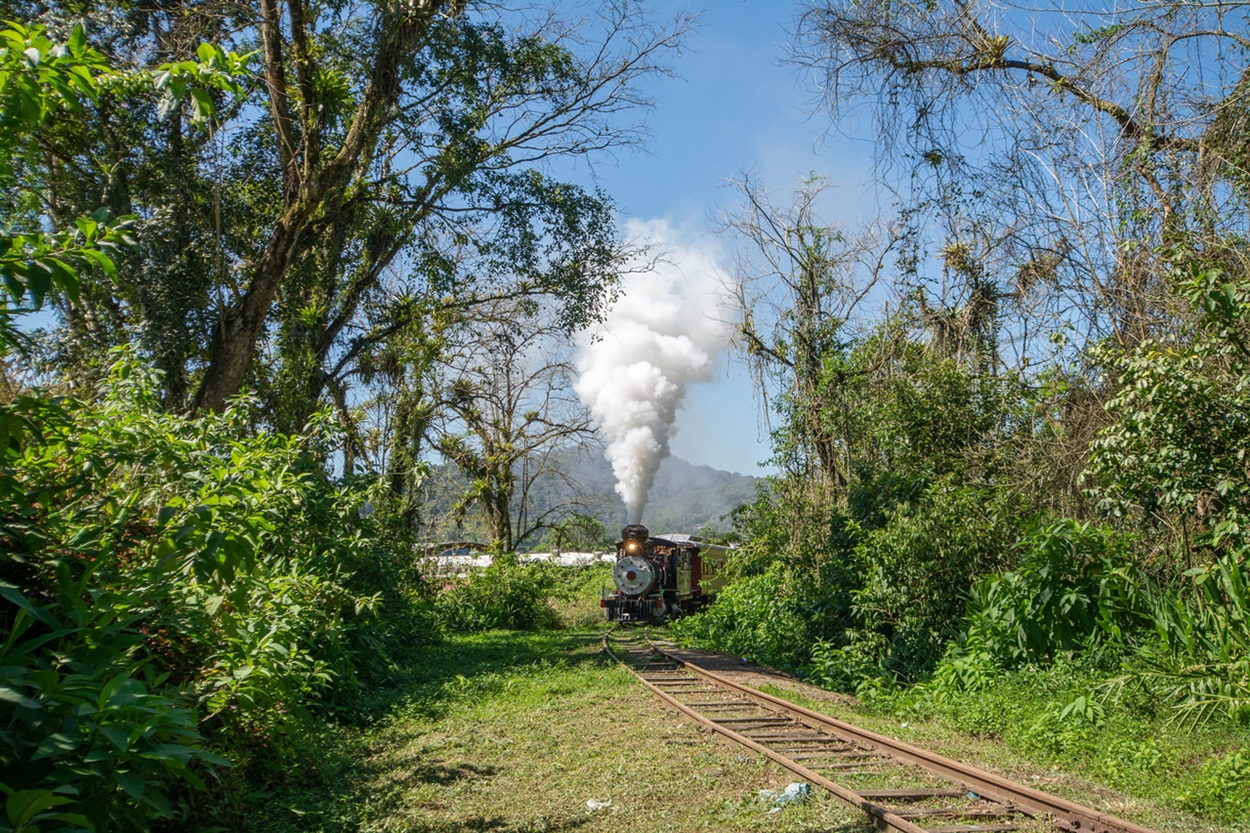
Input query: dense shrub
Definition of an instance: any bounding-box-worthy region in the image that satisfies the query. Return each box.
[916,528,1249,738]
[679,480,1030,687]
[840,478,1028,682]
[670,561,829,672]
[435,557,562,632]
[0,355,433,830]
[1087,269,1250,556]
[962,520,1149,665]
[680,333,1043,689]
[670,470,857,673]
[1131,551,1250,728]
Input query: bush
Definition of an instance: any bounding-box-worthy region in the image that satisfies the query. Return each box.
[843,479,1028,682]
[677,472,1027,687]
[0,354,433,829]
[435,558,562,632]
[804,631,891,695]
[963,520,1149,666]
[670,561,831,672]
[1,574,225,830]
[1127,550,1250,728]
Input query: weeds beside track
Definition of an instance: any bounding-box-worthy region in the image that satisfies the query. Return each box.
[606,626,1164,833]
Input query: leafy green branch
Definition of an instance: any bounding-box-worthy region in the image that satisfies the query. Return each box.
[0,22,252,359]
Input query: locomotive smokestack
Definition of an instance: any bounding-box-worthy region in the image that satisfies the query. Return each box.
[621,524,649,554]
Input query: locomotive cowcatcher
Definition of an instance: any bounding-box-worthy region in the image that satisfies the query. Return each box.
[602,524,729,623]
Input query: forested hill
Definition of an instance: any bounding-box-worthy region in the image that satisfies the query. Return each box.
[565,454,760,536]
[422,454,759,543]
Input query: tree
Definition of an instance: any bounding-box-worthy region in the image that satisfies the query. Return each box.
[791,0,1250,352]
[1088,267,1250,556]
[0,19,244,400]
[542,514,608,553]
[721,173,895,492]
[429,299,598,552]
[0,22,136,356]
[8,1,690,430]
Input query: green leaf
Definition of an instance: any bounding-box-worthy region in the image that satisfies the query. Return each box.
[188,87,214,123]
[74,216,97,240]
[52,812,92,829]
[98,674,126,708]
[3,266,27,301]
[43,257,78,300]
[0,582,61,629]
[98,724,128,752]
[194,748,231,767]
[148,743,197,763]
[67,23,85,55]
[0,684,39,709]
[6,790,72,827]
[24,262,50,308]
[156,90,178,120]
[115,770,144,802]
[141,786,172,816]
[80,248,116,281]
[32,732,84,760]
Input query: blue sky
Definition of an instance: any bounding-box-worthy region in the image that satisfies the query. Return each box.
[564,1,878,476]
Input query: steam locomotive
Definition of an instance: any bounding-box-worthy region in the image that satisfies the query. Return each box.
[602,524,730,623]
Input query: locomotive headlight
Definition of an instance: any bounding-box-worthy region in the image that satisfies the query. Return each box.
[620,524,649,556]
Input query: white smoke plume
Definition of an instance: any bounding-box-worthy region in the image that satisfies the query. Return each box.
[575,219,731,524]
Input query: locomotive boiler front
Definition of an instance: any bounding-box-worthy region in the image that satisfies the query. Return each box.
[613,524,654,597]
[613,555,654,596]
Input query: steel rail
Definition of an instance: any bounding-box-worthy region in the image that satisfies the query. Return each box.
[644,635,1161,833]
[602,628,930,833]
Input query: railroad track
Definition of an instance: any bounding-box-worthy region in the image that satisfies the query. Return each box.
[604,627,1160,833]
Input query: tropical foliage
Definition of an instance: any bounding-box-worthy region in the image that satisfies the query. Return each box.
[0,5,680,830]
[673,7,1250,803]
[1,354,432,830]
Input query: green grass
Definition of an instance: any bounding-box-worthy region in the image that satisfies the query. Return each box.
[179,570,1248,833]
[208,629,869,833]
[750,669,1250,833]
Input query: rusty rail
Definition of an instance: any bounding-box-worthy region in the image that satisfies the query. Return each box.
[603,627,1161,833]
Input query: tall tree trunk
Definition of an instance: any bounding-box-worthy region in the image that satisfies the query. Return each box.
[795,253,846,490]
[192,0,457,413]
[484,475,515,553]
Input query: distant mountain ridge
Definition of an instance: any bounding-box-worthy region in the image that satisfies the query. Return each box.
[567,452,760,534]
[421,452,761,544]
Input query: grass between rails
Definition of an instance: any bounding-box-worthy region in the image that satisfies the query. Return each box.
[228,629,866,833]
